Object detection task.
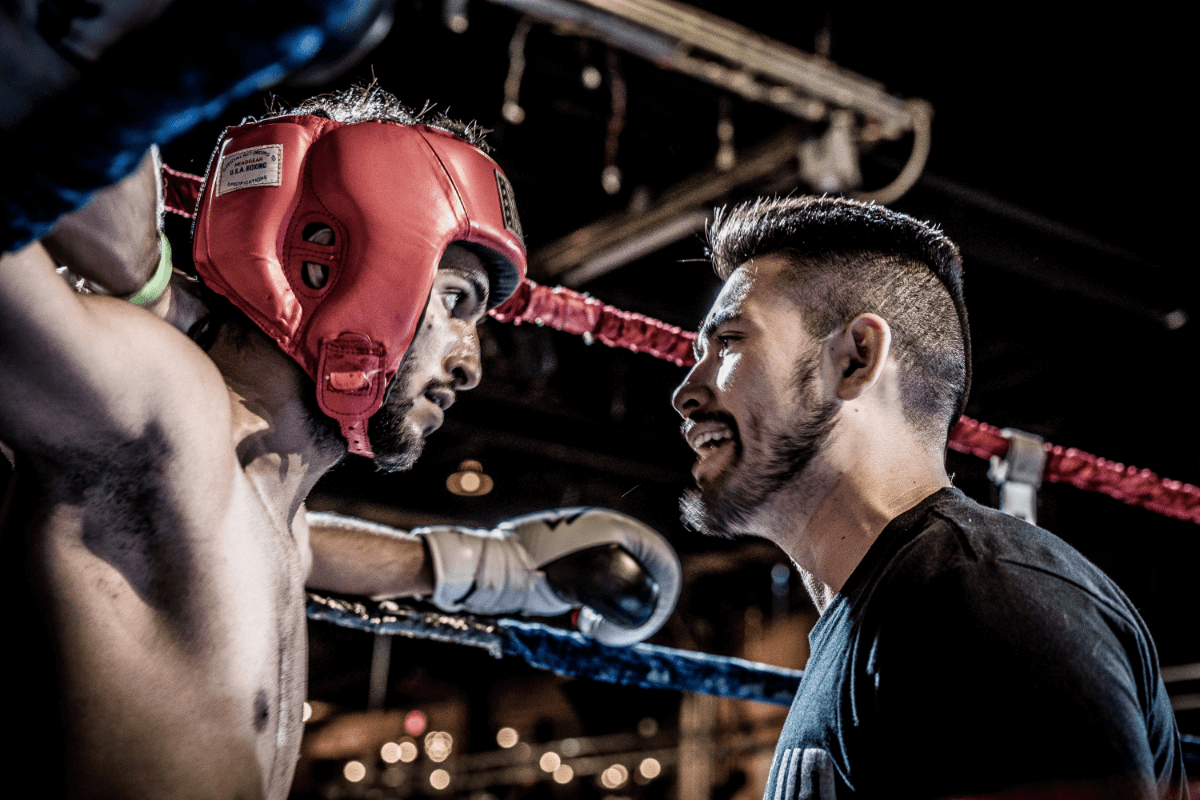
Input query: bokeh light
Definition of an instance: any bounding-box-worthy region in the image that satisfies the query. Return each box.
[380,742,401,763]
[600,764,629,788]
[539,752,561,772]
[405,710,427,737]
[496,727,519,748]
[425,731,453,762]
[302,702,312,723]
[398,740,418,763]
[639,757,661,779]
[553,764,574,784]
[560,737,580,757]
[343,761,366,782]
[429,769,450,790]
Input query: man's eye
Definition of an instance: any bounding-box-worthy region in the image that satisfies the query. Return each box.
[443,288,466,311]
[716,334,739,353]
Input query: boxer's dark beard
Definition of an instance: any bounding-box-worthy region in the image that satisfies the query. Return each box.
[366,355,425,472]
[681,350,837,539]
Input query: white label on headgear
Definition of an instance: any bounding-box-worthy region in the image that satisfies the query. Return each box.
[216,144,283,196]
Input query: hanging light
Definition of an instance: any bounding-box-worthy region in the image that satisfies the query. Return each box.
[502,19,533,125]
[447,460,493,496]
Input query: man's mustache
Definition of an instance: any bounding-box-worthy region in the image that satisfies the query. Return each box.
[680,409,738,439]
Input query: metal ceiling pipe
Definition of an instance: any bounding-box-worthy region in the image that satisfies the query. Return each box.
[484,0,924,133]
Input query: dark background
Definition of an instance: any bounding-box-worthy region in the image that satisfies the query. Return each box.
[151,0,1197,791]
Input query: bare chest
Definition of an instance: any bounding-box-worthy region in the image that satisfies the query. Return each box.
[8,455,308,799]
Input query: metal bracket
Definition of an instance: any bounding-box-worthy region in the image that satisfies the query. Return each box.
[987,428,1046,524]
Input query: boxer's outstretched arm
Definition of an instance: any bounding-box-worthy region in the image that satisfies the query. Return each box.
[306,512,434,599]
[306,508,682,646]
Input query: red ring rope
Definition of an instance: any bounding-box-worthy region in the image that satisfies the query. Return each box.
[162,167,1200,525]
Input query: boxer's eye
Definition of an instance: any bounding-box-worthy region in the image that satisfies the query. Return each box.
[443,288,466,312]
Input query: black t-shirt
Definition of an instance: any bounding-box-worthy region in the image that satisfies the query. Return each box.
[764,488,1188,799]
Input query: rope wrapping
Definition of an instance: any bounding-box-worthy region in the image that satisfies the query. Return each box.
[160,167,1200,525]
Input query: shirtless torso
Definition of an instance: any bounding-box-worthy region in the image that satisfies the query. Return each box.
[0,178,491,797]
[2,241,316,797]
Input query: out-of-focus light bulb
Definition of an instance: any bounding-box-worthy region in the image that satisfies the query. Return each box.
[426,731,453,762]
[405,710,427,737]
[496,727,519,748]
[600,764,629,788]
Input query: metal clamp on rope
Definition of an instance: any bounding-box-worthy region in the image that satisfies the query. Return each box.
[987,428,1047,524]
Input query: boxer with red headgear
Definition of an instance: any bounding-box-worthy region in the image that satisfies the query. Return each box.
[0,86,680,799]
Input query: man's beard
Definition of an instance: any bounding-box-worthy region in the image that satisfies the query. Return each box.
[297,347,443,471]
[366,354,426,472]
[680,352,837,539]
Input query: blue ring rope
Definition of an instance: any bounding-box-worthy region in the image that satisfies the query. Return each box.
[306,593,802,705]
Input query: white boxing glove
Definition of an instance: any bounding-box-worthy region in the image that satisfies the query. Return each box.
[417,508,681,646]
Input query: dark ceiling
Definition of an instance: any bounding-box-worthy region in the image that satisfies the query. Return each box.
[153,0,1197,737]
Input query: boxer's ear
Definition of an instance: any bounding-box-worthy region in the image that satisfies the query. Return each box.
[832,313,890,401]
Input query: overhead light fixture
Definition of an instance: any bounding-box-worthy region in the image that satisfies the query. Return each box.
[447,460,494,496]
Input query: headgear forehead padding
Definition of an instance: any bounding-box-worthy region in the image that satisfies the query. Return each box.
[192,115,526,458]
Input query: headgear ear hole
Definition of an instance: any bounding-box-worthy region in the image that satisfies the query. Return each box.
[303,262,329,289]
[302,223,335,246]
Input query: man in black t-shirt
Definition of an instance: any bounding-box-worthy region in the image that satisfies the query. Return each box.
[671,196,1188,799]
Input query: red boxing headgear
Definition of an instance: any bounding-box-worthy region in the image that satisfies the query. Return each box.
[192,115,527,458]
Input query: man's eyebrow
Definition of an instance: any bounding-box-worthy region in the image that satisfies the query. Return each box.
[441,265,490,308]
[695,308,743,357]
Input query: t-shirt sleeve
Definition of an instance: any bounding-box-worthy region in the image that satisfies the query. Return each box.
[864,561,1180,799]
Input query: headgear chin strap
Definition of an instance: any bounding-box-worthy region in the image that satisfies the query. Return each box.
[193,115,526,457]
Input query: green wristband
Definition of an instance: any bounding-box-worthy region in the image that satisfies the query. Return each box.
[128,232,173,306]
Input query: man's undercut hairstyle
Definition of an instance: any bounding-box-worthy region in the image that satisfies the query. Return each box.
[708,195,970,443]
[259,83,490,150]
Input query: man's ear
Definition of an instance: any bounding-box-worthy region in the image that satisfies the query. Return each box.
[832,313,891,401]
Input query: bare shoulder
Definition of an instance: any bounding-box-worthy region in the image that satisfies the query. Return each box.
[1,240,233,465]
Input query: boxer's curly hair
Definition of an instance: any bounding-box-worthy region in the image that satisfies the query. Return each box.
[707,195,970,444]
[257,83,490,151]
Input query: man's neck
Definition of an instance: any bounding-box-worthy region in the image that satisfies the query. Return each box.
[771,431,951,612]
[207,325,343,532]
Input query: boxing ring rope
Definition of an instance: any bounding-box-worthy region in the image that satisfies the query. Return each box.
[307,592,803,705]
[163,165,1200,524]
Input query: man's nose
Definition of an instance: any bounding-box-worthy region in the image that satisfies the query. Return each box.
[446,326,482,391]
[672,361,711,419]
